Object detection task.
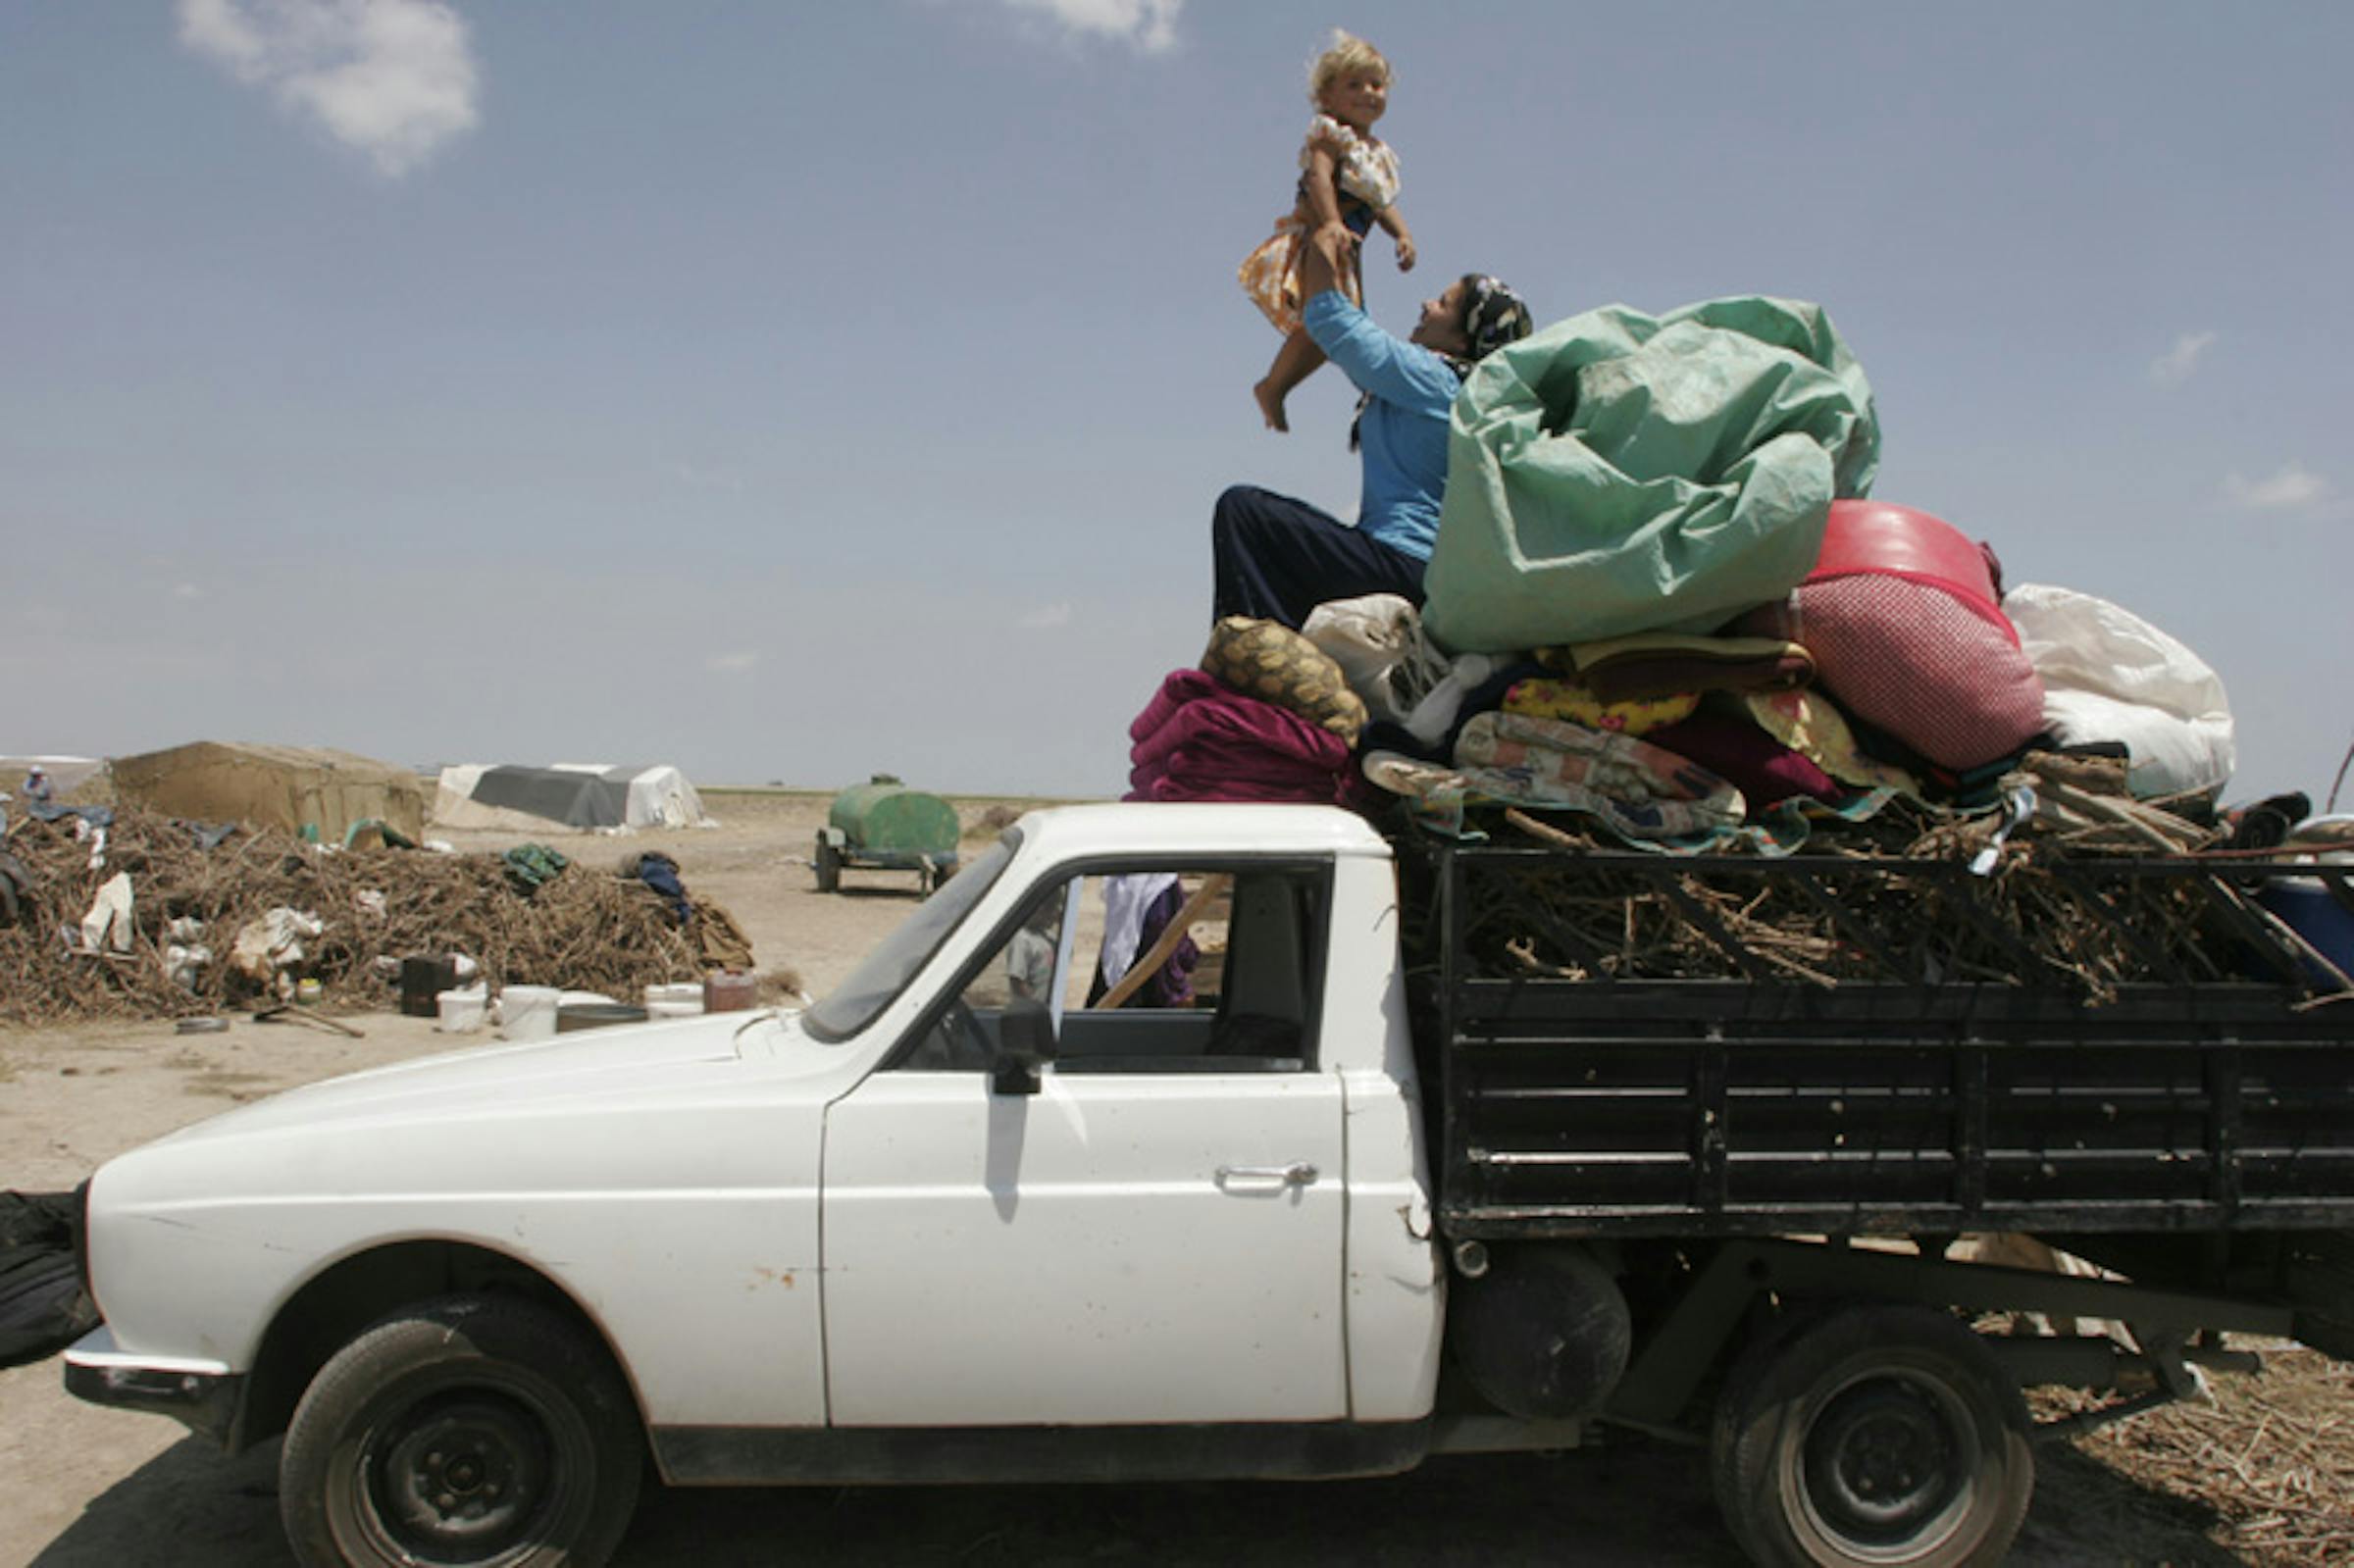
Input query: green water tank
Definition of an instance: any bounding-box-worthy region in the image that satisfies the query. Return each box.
[827,776,958,855]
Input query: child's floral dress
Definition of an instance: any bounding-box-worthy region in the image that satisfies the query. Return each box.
[1238,113,1402,334]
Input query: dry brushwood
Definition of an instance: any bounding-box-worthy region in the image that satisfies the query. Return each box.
[1409,795,2325,1002]
[2031,1348,2354,1568]
[0,810,742,1025]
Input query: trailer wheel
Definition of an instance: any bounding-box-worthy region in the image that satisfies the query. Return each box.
[280,1294,642,1568]
[1711,1304,2032,1568]
[813,836,841,893]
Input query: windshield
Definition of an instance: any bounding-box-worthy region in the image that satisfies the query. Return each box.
[803,832,1020,1041]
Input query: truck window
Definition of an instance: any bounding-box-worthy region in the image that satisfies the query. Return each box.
[896,865,1327,1074]
[804,834,1019,1041]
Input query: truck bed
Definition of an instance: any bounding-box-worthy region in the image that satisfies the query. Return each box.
[1407,840,2354,1241]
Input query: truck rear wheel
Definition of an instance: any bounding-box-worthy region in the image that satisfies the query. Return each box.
[280,1293,642,1568]
[1711,1303,2032,1567]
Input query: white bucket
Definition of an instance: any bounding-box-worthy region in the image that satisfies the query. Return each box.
[435,986,487,1034]
[501,985,561,1041]
[644,982,704,1019]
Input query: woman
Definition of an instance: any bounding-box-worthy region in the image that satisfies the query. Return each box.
[1213,223,1530,630]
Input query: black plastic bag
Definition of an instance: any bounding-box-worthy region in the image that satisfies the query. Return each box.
[0,1189,100,1369]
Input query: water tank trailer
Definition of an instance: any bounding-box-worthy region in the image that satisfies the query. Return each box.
[813,775,960,893]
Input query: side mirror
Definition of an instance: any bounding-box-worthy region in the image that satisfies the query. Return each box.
[990,998,1056,1096]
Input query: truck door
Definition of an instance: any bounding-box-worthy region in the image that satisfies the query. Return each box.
[822,864,1349,1426]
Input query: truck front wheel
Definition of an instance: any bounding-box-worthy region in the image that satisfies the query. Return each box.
[1711,1304,2033,1568]
[279,1293,643,1568]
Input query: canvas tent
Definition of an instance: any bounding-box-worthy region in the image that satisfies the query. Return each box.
[432,764,712,833]
[110,742,428,843]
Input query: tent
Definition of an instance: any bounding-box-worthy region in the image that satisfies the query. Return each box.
[110,742,428,843]
[432,764,712,833]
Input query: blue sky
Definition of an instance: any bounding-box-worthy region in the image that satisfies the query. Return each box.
[5,2,2348,803]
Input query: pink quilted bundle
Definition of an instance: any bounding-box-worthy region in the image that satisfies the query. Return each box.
[1742,501,2045,771]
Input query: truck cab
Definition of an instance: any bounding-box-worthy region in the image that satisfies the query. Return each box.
[776,801,1441,1447]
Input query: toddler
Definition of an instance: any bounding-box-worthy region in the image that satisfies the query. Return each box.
[1239,30,1415,432]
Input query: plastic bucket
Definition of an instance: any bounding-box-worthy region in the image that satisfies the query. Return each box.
[703,971,757,1013]
[501,985,561,1041]
[436,987,487,1033]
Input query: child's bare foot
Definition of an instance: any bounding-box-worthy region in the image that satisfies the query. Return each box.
[1253,379,1290,432]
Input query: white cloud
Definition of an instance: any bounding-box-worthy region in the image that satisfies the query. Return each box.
[177,0,481,177]
[1016,603,1074,630]
[2225,463,2330,512]
[2148,329,2217,388]
[706,650,761,674]
[1001,0,1180,53]
[172,582,206,601]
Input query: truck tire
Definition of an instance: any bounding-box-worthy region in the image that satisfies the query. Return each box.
[1710,1303,2032,1568]
[814,836,842,893]
[280,1294,642,1568]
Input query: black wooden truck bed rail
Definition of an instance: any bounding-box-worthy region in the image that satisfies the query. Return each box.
[1413,843,2354,1241]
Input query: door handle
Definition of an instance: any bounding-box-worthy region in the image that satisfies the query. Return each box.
[1216,1161,1319,1189]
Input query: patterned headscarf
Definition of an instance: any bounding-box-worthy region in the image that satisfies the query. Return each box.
[1458,274,1533,363]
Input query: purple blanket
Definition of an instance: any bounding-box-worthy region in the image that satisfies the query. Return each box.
[1126,669,1353,805]
[1645,709,1841,806]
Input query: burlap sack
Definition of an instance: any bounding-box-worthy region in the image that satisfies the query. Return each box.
[1203,617,1368,744]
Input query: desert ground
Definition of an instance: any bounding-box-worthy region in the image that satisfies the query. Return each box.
[2,789,2347,1566]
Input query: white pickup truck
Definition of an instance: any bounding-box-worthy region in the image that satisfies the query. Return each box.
[65,802,2354,1567]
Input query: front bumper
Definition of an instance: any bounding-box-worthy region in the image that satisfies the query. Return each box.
[63,1327,243,1448]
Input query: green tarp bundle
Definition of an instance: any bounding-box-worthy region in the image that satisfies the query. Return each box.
[1422,296,1880,654]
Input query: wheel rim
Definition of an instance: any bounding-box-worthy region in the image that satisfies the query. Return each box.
[354,1380,581,1564]
[1795,1370,1974,1560]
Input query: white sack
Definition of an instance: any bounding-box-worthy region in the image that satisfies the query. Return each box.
[1301,593,1449,725]
[230,906,326,982]
[2004,582,2234,799]
[80,873,134,954]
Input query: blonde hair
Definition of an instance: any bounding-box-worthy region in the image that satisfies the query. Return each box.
[1307,28,1390,107]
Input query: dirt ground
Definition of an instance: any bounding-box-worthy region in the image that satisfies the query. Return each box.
[1,789,2346,1565]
